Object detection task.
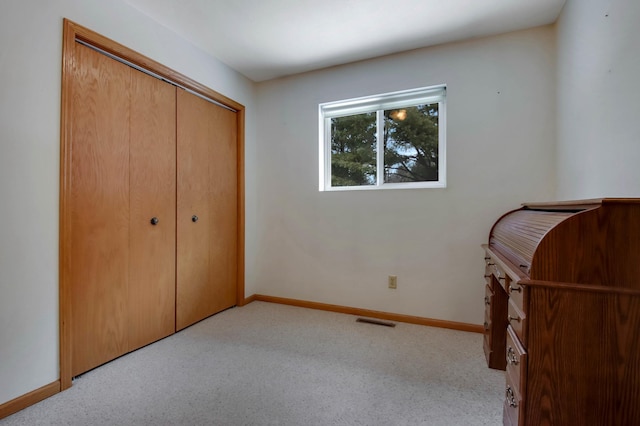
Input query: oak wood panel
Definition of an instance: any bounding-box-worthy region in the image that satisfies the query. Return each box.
[207,103,238,314]
[532,203,640,289]
[176,89,238,330]
[526,286,640,425]
[176,89,211,330]
[70,43,131,376]
[128,69,177,350]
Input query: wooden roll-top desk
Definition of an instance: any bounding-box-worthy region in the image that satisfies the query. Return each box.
[482,198,640,426]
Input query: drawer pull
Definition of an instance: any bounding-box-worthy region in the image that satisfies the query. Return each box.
[506,386,518,408]
[507,347,519,365]
[509,284,522,293]
[492,266,505,280]
[508,315,521,324]
[484,296,491,306]
[487,262,495,266]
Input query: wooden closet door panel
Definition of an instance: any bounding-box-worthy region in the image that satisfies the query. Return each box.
[128,70,177,350]
[176,89,213,330]
[208,106,238,313]
[70,43,131,376]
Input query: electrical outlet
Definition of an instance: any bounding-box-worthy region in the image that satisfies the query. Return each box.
[388,275,397,289]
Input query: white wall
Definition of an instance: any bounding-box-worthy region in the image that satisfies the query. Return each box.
[254,27,557,325]
[0,0,256,405]
[556,0,640,198]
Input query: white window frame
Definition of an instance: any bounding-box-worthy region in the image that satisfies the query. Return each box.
[319,85,447,191]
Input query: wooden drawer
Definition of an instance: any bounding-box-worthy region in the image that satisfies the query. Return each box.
[507,280,524,314]
[507,299,526,346]
[503,372,524,426]
[505,326,526,398]
[485,253,508,290]
[488,263,507,290]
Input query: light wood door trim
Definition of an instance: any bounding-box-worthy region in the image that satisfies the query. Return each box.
[235,108,246,306]
[60,18,245,390]
[0,381,60,420]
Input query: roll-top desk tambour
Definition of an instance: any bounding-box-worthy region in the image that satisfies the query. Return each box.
[482,199,640,426]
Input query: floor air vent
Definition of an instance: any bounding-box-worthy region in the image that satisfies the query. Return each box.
[356,318,396,327]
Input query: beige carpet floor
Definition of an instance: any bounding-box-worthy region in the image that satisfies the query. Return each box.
[1,301,504,425]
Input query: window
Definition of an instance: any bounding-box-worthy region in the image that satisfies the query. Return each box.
[319,85,446,191]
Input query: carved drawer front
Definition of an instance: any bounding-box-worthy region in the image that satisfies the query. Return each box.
[507,299,526,346]
[503,372,523,426]
[506,326,526,398]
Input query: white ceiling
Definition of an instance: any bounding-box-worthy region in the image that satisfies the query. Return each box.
[124,0,566,82]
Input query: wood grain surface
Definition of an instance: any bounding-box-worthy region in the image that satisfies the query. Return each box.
[128,69,177,351]
[526,286,640,425]
[176,89,237,330]
[487,199,640,425]
[70,43,131,376]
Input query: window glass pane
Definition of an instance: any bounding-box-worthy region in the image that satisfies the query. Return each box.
[383,103,439,183]
[331,112,377,187]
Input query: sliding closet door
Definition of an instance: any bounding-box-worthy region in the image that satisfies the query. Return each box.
[176,89,237,330]
[70,43,131,376]
[128,69,177,351]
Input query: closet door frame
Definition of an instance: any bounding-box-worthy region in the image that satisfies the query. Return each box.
[59,19,246,390]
